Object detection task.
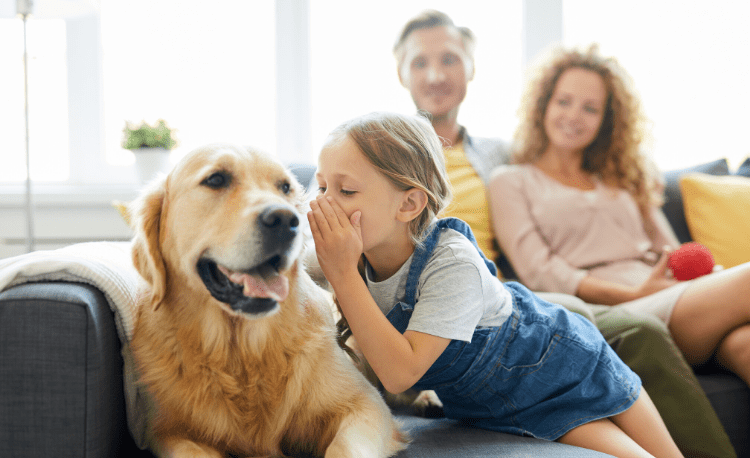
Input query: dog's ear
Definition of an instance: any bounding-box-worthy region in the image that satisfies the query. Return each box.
[131,180,168,311]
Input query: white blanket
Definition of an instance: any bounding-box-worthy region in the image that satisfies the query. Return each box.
[0,241,151,449]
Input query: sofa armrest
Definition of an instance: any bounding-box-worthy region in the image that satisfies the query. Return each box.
[0,282,135,458]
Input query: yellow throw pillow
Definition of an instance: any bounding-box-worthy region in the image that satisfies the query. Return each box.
[680,173,750,268]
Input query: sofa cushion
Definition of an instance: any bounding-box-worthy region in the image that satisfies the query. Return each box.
[680,173,750,268]
[737,157,750,177]
[288,162,317,190]
[394,415,614,457]
[698,370,750,458]
[661,158,729,244]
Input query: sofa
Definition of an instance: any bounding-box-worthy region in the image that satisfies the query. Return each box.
[1,159,749,458]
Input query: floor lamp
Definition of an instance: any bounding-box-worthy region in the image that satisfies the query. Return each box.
[18,0,34,253]
[10,0,98,253]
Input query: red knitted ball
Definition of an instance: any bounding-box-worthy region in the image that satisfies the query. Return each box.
[668,242,715,281]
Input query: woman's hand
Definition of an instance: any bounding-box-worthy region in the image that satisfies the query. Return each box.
[633,249,679,299]
[577,248,679,305]
[307,195,363,284]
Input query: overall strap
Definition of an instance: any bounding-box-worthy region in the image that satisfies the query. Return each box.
[402,217,498,304]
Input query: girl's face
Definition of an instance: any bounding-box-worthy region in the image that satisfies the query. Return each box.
[315,135,410,254]
[543,67,607,155]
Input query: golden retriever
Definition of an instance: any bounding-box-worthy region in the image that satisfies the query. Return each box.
[129,143,407,458]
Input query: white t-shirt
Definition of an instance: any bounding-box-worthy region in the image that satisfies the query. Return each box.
[365,226,513,343]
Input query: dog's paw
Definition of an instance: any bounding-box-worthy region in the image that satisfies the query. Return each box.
[159,438,223,458]
[383,389,444,418]
[410,390,445,418]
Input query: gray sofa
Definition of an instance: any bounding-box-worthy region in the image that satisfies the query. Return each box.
[1,159,749,457]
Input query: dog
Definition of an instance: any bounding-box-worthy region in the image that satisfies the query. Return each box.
[129,143,407,458]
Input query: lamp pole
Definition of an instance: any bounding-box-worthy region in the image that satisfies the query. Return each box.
[18,0,35,253]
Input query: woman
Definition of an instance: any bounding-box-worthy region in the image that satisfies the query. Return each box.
[489,45,750,387]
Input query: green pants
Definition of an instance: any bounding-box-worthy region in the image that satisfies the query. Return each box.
[538,292,736,458]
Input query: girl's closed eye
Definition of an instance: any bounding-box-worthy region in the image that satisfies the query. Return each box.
[316,186,355,196]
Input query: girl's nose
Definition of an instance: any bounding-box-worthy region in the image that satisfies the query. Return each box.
[320,191,336,206]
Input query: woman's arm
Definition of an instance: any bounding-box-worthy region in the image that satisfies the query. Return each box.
[645,207,681,252]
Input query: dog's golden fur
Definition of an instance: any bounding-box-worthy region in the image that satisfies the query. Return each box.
[130,143,406,457]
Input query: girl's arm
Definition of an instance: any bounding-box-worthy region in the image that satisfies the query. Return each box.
[307,196,450,394]
[329,269,450,393]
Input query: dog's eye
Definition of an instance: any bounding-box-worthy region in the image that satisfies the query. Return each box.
[279,180,292,195]
[202,172,231,189]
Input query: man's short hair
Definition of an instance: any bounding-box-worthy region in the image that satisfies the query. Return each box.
[393,10,476,66]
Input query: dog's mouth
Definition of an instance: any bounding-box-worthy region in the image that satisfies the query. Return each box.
[197,256,289,316]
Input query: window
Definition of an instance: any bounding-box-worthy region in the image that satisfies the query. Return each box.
[101,0,276,171]
[1,1,276,185]
[309,1,523,155]
[0,18,69,182]
[563,0,750,170]
[5,1,745,186]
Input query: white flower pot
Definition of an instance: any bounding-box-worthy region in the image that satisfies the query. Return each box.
[133,147,171,184]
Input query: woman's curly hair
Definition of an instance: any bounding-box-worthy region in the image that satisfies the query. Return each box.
[513,44,662,219]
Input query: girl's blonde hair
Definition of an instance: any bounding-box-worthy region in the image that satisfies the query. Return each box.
[327,112,452,359]
[327,111,452,245]
[514,44,662,218]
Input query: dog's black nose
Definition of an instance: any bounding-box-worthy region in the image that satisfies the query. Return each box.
[259,205,300,230]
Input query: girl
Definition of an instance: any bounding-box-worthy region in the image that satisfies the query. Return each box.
[489,44,750,388]
[308,111,683,457]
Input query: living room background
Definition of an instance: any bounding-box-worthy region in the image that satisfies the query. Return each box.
[1,0,749,186]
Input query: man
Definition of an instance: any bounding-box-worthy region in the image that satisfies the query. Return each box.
[393,9,735,458]
[394,13,505,264]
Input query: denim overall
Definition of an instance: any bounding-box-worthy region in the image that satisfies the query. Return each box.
[385,218,641,440]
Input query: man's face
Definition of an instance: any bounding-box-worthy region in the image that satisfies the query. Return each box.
[398,26,474,120]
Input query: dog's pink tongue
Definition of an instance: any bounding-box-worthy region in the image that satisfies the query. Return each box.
[218,265,289,302]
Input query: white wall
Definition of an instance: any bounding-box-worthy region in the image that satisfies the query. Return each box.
[0,185,135,258]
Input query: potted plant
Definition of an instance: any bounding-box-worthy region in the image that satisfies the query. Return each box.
[122,119,177,183]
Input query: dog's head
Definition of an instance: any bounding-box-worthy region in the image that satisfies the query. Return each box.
[130,143,308,319]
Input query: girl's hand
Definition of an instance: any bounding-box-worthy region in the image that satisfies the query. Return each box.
[307,195,363,283]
